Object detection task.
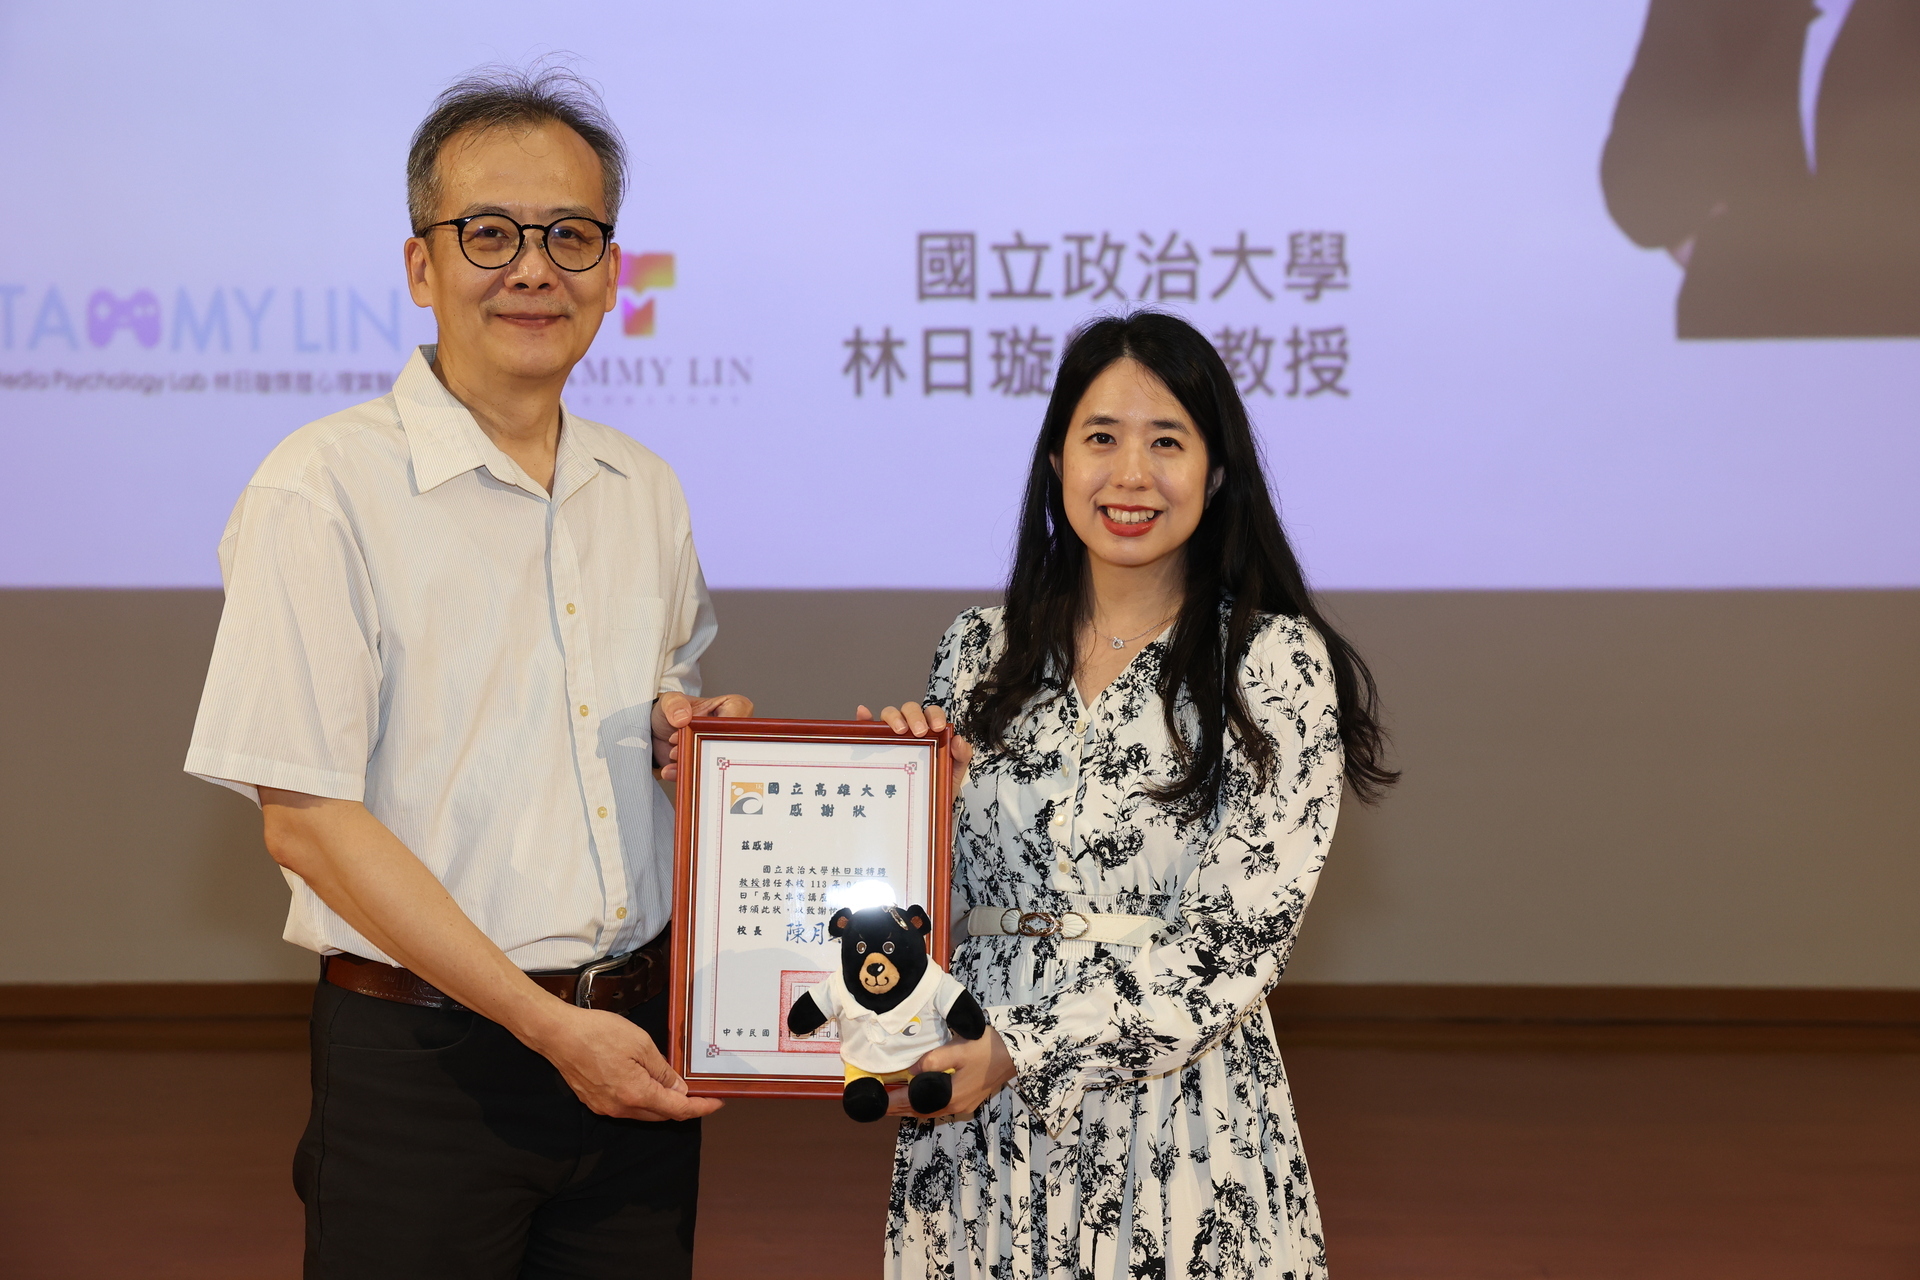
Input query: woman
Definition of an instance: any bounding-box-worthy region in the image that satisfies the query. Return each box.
[860,311,1395,1279]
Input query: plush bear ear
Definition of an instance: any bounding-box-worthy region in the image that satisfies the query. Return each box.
[828,908,854,939]
[904,904,931,936]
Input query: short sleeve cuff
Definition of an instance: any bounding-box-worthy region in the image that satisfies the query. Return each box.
[183,749,365,807]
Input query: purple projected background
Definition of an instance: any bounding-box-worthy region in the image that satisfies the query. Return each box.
[0,2,1915,589]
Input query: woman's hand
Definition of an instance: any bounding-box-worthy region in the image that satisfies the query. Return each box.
[884,1025,1016,1119]
[855,701,973,791]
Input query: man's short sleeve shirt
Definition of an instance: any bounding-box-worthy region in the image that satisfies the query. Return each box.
[185,345,714,970]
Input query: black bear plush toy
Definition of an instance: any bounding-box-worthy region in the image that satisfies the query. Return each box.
[786,904,987,1122]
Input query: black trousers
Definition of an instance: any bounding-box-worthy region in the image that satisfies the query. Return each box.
[296,978,700,1279]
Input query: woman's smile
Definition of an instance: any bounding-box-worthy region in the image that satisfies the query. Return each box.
[1099,504,1163,537]
[1105,506,1159,537]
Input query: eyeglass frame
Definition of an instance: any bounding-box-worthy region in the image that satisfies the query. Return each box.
[418,214,617,273]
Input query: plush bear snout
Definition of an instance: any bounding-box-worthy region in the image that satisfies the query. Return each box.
[860,955,901,992]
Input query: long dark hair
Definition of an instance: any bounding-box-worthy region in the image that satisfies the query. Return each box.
[962,311,1397,819]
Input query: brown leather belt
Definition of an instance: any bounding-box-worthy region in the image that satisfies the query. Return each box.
[323,929,670,1016]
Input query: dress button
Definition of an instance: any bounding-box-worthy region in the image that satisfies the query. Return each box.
[1075,719,1088,735]
[615,907,628,920]
[597,806,608,818]
[1057,860,1072,874]
[1050,811,1066,828]
[578,704,589,716]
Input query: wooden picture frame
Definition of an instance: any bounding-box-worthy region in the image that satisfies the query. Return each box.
[669,716,953,1098]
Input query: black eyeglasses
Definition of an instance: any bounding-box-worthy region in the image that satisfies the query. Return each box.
[420,214,615,273]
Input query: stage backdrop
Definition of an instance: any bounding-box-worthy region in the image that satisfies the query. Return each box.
[1,1,1915,591]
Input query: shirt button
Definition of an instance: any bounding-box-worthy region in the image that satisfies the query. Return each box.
[597,806,608,818]
[1075,719,1088,735]
[1057,860,1072,874]
[578,704,589,716]
[1050,811,1066,828]
[566,603,577,615]
[615,907,628,920]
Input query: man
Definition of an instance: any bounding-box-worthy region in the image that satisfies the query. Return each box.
[1602,0,1920,337]
[185,66,746,1278]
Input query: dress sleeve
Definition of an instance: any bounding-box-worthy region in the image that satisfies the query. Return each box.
[924,608,994,927]
[988,618,1345,1137]
[923,606,996,711]
[183,484,383,804]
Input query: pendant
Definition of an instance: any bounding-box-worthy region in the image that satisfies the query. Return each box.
[1110,636,1125,649]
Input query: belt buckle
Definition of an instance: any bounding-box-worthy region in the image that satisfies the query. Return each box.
[1016,910,1058,938]
[574,949,638,1009]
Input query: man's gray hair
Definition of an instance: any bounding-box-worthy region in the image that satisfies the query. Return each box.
[406,62,628,234]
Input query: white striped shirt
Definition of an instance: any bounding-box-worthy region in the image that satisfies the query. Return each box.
[186,345,714,970]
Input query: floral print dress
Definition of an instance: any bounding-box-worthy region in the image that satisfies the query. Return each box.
[887,606,1344,1280]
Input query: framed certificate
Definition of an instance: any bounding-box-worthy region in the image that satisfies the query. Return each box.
[668,717,953,1098]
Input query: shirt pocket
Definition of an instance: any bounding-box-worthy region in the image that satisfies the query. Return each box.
[604,595,667,715]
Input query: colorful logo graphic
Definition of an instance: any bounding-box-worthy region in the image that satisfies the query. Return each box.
[87,289,161,348]
[620,252,675,336]
[727,781,765,814]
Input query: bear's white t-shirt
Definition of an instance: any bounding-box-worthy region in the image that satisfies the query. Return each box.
[809,963,968,1075]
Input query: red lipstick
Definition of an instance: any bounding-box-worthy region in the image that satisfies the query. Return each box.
[1099,505,1161,538]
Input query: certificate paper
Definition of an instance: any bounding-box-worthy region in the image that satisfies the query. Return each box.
[669,718,952,1097]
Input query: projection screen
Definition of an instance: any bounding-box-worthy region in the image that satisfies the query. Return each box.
[1,1,1915,589]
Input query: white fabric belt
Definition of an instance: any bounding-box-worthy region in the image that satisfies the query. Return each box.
[964,905,1164,949]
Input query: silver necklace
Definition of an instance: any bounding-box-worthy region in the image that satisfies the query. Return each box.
[1097,613,1176,650]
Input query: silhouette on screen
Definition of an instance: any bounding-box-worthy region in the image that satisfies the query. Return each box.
[1602,0,1920,338]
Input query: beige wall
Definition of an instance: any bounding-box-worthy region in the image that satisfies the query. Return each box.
[3,588,1915,987]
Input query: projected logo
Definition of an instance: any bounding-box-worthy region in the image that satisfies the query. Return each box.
[1,283,409,399]
[86,290,162,349]
[620,253,675,337]
[727,781,766,814]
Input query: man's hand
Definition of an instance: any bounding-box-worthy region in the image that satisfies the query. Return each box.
[521,1001,724,1122]
[885,1025,1015,1119]
[652,691,754,780]
[260,790,725,1122]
